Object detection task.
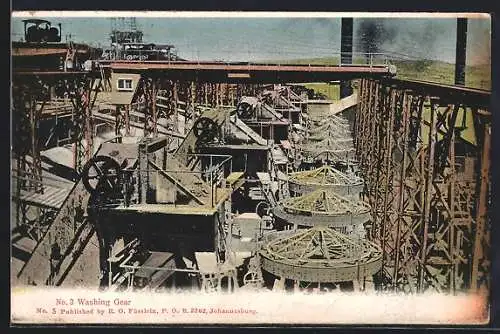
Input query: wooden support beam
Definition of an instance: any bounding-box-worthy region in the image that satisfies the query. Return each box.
[419,100,437,292]
[471,123,491,292]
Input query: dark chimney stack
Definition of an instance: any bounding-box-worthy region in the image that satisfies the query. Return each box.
[340,18,354,98]
[455,18,468,86]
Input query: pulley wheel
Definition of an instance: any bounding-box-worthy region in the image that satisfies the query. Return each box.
[236,102,255,119]
[243,271,262,286]
[81,155,122,196]
[255,201,270,218]
[193,117,218,143]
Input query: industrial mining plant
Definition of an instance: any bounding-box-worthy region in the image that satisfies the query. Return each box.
[11,17,491,296]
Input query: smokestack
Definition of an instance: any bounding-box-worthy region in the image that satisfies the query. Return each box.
[340,18,354,98]
[455,18,467,86]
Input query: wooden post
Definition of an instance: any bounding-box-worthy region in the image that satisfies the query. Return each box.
[419,99,437,292]
[471,123,491,293]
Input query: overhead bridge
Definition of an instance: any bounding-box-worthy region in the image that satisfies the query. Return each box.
[100,60,397,83]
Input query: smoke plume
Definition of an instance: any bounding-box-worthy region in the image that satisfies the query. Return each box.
[355,19,397,56]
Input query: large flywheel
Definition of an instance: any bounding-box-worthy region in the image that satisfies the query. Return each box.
[255,201,271,218]
[236,101,255,119]
[193,117,218,143]
[81,155,122,197]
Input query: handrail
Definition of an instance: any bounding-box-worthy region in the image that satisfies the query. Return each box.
[100,51,396,68]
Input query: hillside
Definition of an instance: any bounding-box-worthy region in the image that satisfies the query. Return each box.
[391,60,490,90]
[264,57,491,100]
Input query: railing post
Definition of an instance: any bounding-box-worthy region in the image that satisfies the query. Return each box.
[138,140,149,204]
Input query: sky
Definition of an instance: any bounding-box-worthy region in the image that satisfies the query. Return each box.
[11,15,491,65]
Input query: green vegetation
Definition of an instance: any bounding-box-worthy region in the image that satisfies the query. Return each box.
[464,64,491,90]
[263,57,491,91]
[302,83,340,101]
[274,57,339,65]
[391,60,491,90]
